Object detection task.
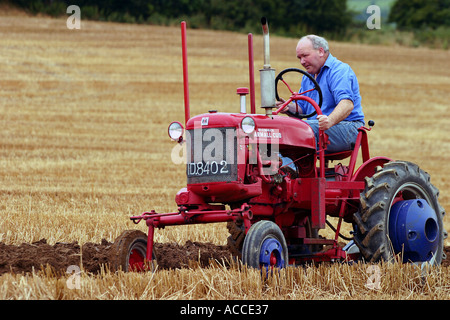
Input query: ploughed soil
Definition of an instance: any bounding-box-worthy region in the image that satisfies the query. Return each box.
[0,239,232,275]
[0,239,449,276]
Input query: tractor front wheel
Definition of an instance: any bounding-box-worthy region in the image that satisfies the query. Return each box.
[353,161,446,265]
[110,230,157,272]
[242,220,288,270]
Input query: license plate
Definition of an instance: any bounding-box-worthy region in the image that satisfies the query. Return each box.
[187,160,230,176]
[186,128,237,183]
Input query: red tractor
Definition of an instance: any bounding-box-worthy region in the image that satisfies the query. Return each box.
[111,18,447,271]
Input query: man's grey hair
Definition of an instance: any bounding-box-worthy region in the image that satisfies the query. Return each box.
[299,35,329,53]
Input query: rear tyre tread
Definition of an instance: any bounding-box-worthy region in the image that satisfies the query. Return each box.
[353,160,446,264]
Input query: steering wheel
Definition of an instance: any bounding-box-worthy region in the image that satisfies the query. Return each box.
[274,68,323,119]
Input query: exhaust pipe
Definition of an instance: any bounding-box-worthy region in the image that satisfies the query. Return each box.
[259,17,276,115]
[261,17,271,69]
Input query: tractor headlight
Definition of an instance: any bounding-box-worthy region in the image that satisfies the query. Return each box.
[241,116,255,134]
[168,121,184,141]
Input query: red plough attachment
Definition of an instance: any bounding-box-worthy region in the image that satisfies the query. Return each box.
[130,203,253,263]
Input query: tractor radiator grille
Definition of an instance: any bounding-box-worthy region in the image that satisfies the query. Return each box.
[186,127,237,184]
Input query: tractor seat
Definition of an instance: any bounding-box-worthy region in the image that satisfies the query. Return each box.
[322,122,370,162]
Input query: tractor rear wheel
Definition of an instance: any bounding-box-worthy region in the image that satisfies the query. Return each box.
[241,220,288,269]
[353,161,446,265]
[110,230,157,272]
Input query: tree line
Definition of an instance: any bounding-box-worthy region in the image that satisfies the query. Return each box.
[4,0,450,45]
[3,0,353,38]
[389,0,450,29]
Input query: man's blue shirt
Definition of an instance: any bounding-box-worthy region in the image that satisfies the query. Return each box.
[297,53,365,122]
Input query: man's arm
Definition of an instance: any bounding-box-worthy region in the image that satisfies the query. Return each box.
[317,99,354,130]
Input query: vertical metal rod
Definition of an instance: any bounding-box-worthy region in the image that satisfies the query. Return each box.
[347,133,363,179]
[181,21,190,125]
[318,130,326,178]
[146,223,155,262]
[334,201,347,244]
[248,33,256,114]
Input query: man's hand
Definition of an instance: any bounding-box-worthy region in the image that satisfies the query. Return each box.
[276,98,288,113]
[317,99,354,131]
[276,98,300,115]
[317,114,333,130]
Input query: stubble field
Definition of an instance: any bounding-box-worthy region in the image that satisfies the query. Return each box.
[0,9,449,300]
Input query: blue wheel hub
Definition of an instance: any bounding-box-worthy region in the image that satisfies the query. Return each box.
[389,199,439,262]
[259,238,285,268]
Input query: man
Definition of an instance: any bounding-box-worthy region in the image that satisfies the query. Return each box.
[278,35,365,154]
